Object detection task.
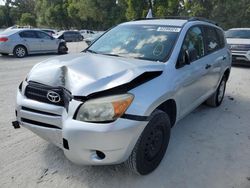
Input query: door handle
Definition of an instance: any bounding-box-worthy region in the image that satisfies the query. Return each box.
[205,64,212,69]
[222,56,227,60]
[40,40,44,42]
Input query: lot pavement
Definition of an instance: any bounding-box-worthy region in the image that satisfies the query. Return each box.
[0,42,250,188]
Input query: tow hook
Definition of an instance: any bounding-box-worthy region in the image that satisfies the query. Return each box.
[12,121,20,129]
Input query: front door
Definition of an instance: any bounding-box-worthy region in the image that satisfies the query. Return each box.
[176,26,209,117]
[36,31,58,52]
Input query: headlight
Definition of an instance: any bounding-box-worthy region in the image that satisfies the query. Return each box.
[75,94,134,123]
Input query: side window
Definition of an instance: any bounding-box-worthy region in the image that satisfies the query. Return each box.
[182,26,205,62]
[19,31,37,38]
[36,31,51,39]
[215,28,225,48]
[204,26,220,53]
[64,32,69,36]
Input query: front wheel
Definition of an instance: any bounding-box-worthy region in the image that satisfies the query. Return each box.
[125,110,171,175]
[206,76,227,107]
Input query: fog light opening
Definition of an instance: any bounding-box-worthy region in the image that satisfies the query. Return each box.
[96,150,105,160]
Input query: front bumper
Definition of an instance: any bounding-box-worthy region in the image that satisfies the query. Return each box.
[15,90,147,165]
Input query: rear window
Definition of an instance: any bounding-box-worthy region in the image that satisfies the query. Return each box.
[19,31,37,38]
[0,29,19,36]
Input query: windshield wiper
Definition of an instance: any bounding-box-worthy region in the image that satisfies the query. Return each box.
[100,53,120,57]
[86,49,98,54]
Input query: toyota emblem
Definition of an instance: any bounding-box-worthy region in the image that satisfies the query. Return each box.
[47,91,61,103]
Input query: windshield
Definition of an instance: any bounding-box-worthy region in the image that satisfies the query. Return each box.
[88,24,180,62]
[225,30,250,39]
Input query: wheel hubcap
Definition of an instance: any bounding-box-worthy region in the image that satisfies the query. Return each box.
[16,47,25,57]
[144,127,164,162]
[218,80,225,102]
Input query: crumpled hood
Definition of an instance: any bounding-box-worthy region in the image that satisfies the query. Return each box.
[226,38,250,45]
[27,53,164,96]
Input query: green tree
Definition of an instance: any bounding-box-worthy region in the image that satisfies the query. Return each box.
[35,0,70,29]
[20,12,36,26]
[125,0,147,20]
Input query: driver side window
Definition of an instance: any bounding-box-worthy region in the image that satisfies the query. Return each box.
[182,26,205,62]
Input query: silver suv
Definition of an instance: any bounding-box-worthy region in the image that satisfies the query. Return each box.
[13,18,232,175]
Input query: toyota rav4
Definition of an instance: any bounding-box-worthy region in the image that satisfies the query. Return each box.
[13,17,232,175]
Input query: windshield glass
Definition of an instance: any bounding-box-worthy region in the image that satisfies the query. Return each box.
[88,24,180,62]
[225,30,250,39]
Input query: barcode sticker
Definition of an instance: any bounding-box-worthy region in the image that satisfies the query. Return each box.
[157,27,181,32]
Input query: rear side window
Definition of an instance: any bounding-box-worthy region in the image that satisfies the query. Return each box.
[204,26,221,53]
[19,31,37,38]
[215,28,225,48]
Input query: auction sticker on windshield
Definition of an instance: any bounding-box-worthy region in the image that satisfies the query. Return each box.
[157,27,181,32]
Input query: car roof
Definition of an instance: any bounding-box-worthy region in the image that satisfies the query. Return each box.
[123,19,188,27]
[122,17,218,28]
[0,28,52,36]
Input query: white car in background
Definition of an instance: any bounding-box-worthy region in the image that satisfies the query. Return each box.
[226,28,250,64]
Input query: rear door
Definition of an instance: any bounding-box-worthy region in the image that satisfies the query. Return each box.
[19,31,41,52]
[36,31,58,52]
[203,26,227,92]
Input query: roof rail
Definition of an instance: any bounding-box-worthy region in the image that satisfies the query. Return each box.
[134,16,218,26]
[187,17,218,26]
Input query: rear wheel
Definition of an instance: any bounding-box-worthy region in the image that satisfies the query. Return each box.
[206,76,227,107]
[125,110,171,175]
[13,45,27,58]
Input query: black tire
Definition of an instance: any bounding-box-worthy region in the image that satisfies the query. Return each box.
[125,110,171,175]
[206,76,227,107]
[13,45,27,58]
[1,53,9,56]
[58,43,68,54]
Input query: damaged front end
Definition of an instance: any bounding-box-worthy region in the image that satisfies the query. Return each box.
[13,53,164,164]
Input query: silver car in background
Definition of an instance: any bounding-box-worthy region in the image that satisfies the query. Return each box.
[13,18,231,175]
[0,29,68,58]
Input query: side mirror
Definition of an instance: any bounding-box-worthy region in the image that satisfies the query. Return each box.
[176,48,198,68]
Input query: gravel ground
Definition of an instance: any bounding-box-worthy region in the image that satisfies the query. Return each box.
[0,42,250,188]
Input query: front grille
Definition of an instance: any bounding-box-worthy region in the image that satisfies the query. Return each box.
[230,44,250,51]
[21,106,60,116]
[25,82,72,109]
[21,118,61,129]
